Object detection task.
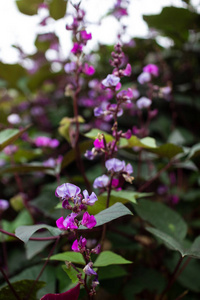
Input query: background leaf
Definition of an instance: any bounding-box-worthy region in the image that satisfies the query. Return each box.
[93,250,132,267]
[15,224,61,243]
[133,200,187,240]
[0,280,45,300]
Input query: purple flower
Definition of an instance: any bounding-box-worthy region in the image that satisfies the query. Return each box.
[84,150,96,160]
[83,262,97,276]
[93,175,109,189]
[143,64,159,77]
[105,158,126,173]
[72,236,87,252]
[83,63,95,76]
[81,212,96,229]
[94,107,104,117]
[82,190,98,206]
[71,43,83,54]
[91,244,101,254]
[55,183,81,200]
[102,74,120,87]
[0,199,9,212]
[137,72,151,84]
[124,163,133,174]
[56,213,78,230]
[64,62,76,73]
[136,97,152,109]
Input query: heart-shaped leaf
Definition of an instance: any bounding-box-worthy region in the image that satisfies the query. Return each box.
[41,284,80,300]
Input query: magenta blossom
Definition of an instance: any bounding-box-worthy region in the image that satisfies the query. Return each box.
[55,183,81,201]
[102,74,120,87]
[143,64,159,77]
[56,213,78,230]
[82,190,98,206]
[34,136,59,148]
[71,43,83,54]
[122,63,131,76]
[81,212,96,229]
[83,63,95,76]
[72,236,87,252]
[93,138,104,149]
[80,30,92,42]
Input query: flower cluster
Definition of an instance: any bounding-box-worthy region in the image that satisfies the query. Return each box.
[55,182,100,293]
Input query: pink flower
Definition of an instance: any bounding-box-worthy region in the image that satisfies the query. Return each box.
[72,236,87,252]
[93,139,104,149]
[56,213,78,230]
[81,212,96,229]
[80,30,92,42]
[123,63,131,76]
[143,64,159,77]
[71,43,83,54]
[34,136,59,148]
[83,63,95,76]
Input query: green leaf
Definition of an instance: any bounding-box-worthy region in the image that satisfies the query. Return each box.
[15,224,61,243]
[0,280,45,300]
[150,143,183,159]
[124,135,183,159]
[143,7,199,44]
[188,143,200,159]
[133,200,187,240]
[146,227,185,256]
[0,62,27,89]
[0,164,54,175]
[49,0,68,20]
[2,210,33,241]
[81,202,133,229]
[26,232,54,259]
[93,251,132,267]
[62,265,83,284]
[0,127,29,151]
[49,251,85,265]
[84,129,114,142]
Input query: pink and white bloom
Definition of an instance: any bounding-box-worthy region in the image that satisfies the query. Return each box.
[56,213,78,230]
